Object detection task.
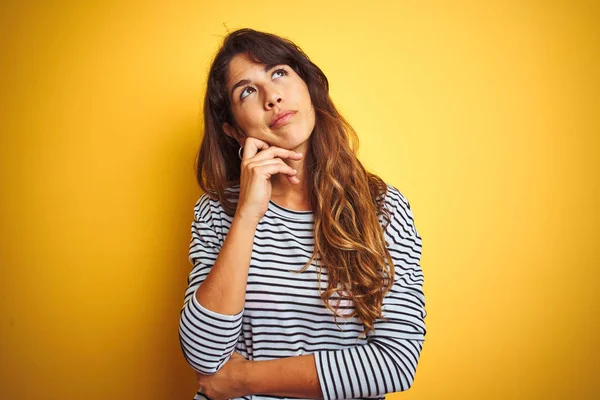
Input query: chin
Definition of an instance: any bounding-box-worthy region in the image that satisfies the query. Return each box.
[282,133,311,150]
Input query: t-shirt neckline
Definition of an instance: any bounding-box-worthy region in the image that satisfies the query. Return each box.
[268,200,313,221]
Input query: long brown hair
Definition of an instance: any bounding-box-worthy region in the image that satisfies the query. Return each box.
[196,28,395,339]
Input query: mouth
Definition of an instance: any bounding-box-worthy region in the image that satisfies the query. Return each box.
[270,111,296,128]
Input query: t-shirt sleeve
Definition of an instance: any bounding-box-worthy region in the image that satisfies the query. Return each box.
[313,187,427,399]
[178,193,244,375]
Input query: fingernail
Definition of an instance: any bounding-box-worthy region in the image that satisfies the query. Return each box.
[296,152,303,156]
[293,169,297,173]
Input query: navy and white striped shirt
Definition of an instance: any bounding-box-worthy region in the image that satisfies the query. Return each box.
[179,183,426,400]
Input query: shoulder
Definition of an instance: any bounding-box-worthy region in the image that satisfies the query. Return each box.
[383,183,412,211]
[381,182,419,238]
[193,184,242,232]
[193,193,215,224]
[194,184,240,217]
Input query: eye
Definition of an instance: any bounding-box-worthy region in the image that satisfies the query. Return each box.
[272,68,288,79]
[239,68,288,101]
[240,86,255,100]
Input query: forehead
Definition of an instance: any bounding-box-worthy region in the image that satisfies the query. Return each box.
[226,53,266,86]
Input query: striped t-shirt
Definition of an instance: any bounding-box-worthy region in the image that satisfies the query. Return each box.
[179,183,427,400]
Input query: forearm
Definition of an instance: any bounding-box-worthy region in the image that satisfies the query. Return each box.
[242,354,323,399]
[195,213,258,314]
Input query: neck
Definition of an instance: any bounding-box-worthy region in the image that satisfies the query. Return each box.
[270,142,311,211]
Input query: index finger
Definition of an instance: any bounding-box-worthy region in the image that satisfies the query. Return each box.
[242,137,270,160]
[249,146,304,163]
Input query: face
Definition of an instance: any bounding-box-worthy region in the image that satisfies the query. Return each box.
[223,53,316,151]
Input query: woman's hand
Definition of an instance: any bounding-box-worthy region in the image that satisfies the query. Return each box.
[236,137,304,223]
[196,352,249,400]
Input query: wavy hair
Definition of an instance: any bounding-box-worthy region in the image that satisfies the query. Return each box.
[196,28,395,339]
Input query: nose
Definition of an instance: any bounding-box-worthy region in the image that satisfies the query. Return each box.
[264,85,283,109]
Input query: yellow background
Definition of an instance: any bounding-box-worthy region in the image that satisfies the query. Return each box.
[1,0,598,399]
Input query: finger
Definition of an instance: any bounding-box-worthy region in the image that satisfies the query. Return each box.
[249,146,303,163]
[255,162,298,180]
[247,158,296,175]
[247,158,288,168]
[247,158,300,184]
[242,137,270,160]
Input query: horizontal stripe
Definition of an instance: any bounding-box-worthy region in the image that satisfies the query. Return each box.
[180,183,426,400]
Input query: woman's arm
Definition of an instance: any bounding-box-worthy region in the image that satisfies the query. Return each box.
[241,188,426,400]
[239,295,424,400]
[242,354,322,398]
[182,143,303,376]
[194,209,258,315]
[179,194,257,375]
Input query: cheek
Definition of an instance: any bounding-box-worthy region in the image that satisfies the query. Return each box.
[235,105,262,128]
[299,85,315,121]
[292,82,312,109]
[301,82,312,101]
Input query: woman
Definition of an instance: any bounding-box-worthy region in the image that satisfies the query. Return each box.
[179,28,426,400]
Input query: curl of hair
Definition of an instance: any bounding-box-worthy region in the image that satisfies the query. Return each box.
[196,28,395,339]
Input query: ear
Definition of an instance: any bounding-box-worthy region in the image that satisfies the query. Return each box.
[223,122,244,146]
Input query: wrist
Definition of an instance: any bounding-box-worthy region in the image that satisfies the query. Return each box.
[238,359,255,395]
[233,210,261,227]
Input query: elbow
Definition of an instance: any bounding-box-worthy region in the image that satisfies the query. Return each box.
[377,338,424,394]
[178,299,242,375]
[402,366,417,392]
[182,355,219,376]
[389,357,418,393]
[179,328,227,375]
[385,360,417,394]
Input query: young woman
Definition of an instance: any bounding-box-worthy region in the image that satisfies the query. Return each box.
[179,28,427,400]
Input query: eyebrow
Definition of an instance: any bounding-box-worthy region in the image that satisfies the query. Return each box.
[230,63,279,100]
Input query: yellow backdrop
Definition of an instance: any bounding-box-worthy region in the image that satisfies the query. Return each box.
[1,0,598,399]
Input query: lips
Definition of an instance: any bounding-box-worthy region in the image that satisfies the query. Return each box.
[270,110,296,128]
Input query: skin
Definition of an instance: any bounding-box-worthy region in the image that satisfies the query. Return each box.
[222,52,316,210]
[196,352,321,399]
[193,52,323,399]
